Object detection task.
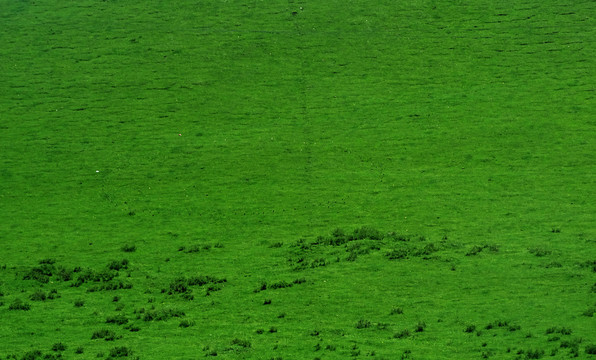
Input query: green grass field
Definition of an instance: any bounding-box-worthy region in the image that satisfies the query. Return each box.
[1,0,595,359]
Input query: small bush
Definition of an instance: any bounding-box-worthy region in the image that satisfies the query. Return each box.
[179,319,194,328]
[121,244,136,253]
[230,338,251,348]
[106,314,128,325]
[352,226,383,240]
[8,298,30,311]
[30,290,47,301]
[528,248,552,257]
[75,346,84,354]
[74,300,84,307]
[464,324,476,333]
[393,329,410,339]
[582,307,595,317]
[109,346,132,357]
[92,329,116,340]
[21,350,42,360]
[524,349,544,359]
[51,342,67,352]
[466,245,484,256]
[107,259,129,271]
[586,344,596,354]
[414,321,426,332]
[269,326,278,333]
[386,248,409,260]
[142,308,185,322]
[390,307,404,315]
[355,319,371,329]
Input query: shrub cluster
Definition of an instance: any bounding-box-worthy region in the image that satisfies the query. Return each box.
[142,308,185,321]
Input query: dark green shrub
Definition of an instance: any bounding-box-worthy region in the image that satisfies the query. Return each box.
[394,329,411,339]
[528,248,552,257]
[582,307,595,317]
[51,343,66,352]
[390,307,404,315]
[107,259,129,271]
[466,245,484,256]
[30,290,46,301]
[263,299,272,305]
[74,300,84,307]
[586,344,596,354]
[179,319,194,328]
[230,338,251,348]
[269,326,278,333]
[524,349,545,359]
[23,265,54,283]
[75,347,84,354]
[415,243,439,256]
[55,267,73,281]
[414,321,426,332]
[386,248,409,260]
[8,298,30,311]
[21,350,42,360]
[464,324,476,333]
[120,244,136,253]
[92,329,116,340]
[355,319,371,329]
[269,242,283,248]
[352,226,383,240]
[269,281,292,290]
[142,308,185,321]
[105,314,128,325]
[108,346,132,357]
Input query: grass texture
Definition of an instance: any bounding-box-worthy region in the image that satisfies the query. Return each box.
[0,0,595,359]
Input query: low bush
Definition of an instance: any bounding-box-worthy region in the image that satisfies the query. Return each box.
[230,338,251,348]
[414,321,426,332]
[528,248,552,257]
[355,319,371,329]
[586,344,596,354]
[393,329,410,339]
[105,314,128,325]
[51,343,67,352]
[142,308,185,321]
[464,324,476,333]
[120,244,136,253]
[30,290,47,301]
[108,346,132,357]
[107,259,129,271]
[8,298,30,311]
[75,346,84,354]
[390,307,404,315]
[524,349,545,359]
[74,300,84,307]
[92,329,116,340]
[179,319,194,328]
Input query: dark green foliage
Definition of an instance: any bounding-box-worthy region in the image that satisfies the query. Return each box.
[8,299,30,311]
[108,346,132,358]
[582,307,595,317]
[394,329,411,339]
[75,347,84,354]
[179,319,194,328]
[524,349,544,359]
[528,248,552,257]
[120,244,136,253]
[21,350,42,360]
[29,290,46,301]
[23,265,54,283]
[50,343,66,352]
[230,338,251,348]
[91,329,116,340]
[142,308,185,321]
[545,326,571,335]
[105,314,128,325]
[390,307,403,315]
[107,259,129,271]
[168,275,226,295]
[464,324,476,333]
[351,226,383,241]
[74,300,84,307]
[269,326,278,333]
[414,321,426,332]
[386,248,409,260]
[355,319,371,329]
[585,344,596,354]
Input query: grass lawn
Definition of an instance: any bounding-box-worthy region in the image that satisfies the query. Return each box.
[0,0,595,359]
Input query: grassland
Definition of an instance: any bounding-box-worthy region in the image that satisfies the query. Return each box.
[0,0,595,359]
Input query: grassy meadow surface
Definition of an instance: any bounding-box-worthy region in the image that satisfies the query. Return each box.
[1,0,595,359]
